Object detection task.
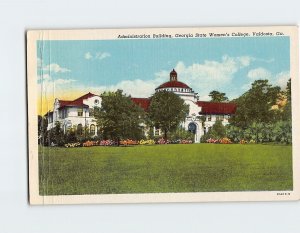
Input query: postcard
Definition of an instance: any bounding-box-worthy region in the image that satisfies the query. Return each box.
[27,26,300,204]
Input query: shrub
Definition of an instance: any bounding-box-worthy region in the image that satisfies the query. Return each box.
[65,142,81,148]
[219,137,232,144]
[139,139,155,145]
[206,138,219,143]
[120,139,138,146]
[157,138,170,144]
[99,140,116,146]
[239,139,247,144]
[201,120,226,143]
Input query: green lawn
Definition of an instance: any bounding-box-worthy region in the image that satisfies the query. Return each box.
[38,144,293,195]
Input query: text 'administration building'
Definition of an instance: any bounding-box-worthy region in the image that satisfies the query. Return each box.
[46,69,237,143]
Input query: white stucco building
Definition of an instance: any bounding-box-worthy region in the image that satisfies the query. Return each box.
[46,69,237,143]
[46,93,102,136]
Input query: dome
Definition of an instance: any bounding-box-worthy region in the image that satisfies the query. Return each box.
[155,69,191,90]
[155,80,191,90]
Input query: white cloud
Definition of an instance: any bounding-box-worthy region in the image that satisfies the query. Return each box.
[96,52,111,60]
[84,51,111,60]
[275,71,290,89]
[153,55,253,99]
[37,73,51,82]
[55,79,76,85]
[42,63,71,73]
[37,57,71,73]
[247,67,272,80]
[84,52,93,60]
[244,67,290,91]
[77,79,157,98]
[38,74,76,97]
[76,55,253,99]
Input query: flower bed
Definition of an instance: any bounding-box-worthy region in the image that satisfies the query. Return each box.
[120,139,138,146]
[156,138,170,144]
[64,142,81,148]
[206,138,219,143]
[139,139,155,145]
[64,138,194,148]
[99,140,116,146]
[219,137,232,144]
[239,139,247,144]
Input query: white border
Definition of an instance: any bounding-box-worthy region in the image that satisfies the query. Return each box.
[27,26,300,205]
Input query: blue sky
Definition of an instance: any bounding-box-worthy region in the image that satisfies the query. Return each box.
[37,36,290,114]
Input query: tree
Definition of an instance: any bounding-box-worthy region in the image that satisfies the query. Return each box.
[229,80,281,128]
[38,115,48,145]
[201,120,226,142]
[208,90,229,102]
[281,78,292,121]
[148,90,189,140]
[94,90,145,143]
[44,121,65,146]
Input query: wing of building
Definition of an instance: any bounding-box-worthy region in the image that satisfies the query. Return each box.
[46,69,237,143]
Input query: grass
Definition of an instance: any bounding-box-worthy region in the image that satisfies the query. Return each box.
[38,144,293,195]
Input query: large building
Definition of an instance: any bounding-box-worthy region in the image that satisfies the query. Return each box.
[46,69,237,143]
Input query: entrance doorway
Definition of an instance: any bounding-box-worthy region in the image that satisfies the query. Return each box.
[188,122,197,134]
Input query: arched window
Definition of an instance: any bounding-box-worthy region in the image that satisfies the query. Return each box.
[90,124,95,135]
[188,122,197,134]
[77,124,83,135]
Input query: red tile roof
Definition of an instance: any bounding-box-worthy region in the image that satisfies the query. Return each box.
[58,100,73,108]
[58,92,98,109]
[197,101,237,115]
[156,81,191,90]
[131,98,151,111]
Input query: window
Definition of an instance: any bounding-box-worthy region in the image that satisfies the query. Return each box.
[90,124,95,135]
[155,127,160,136]
[220,115,224,121]
[216,115,220,121]
[207,115,212,121]
[78,108,83,116]
[61,109,68,119]
[48,114,53,123]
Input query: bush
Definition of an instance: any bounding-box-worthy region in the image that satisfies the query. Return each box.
[120,139,138,146]
[226,121,292,144]
[139,139,155,145]
[201,120,226,143]
[169,128,194,142]
[219,137,232,144]
[156,138,170,144]
[65,142,81,148]
[206,138,219,143]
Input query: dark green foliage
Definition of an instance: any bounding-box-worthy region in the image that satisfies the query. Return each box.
[201,120,226,142]
[65,130,77,143]
[229,80,281,128]
[38,115,48,145]
[148,90,189,140]
[168,127,195,142]
[44,121,66,146]
[272,120,292,144]
[208,90,229,102]
[94,90,145,142]
[281,79,292,121]
[147,127,155,139]
[226,121,292,144]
